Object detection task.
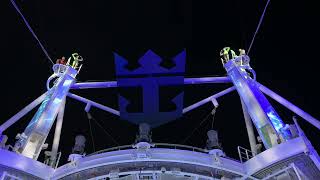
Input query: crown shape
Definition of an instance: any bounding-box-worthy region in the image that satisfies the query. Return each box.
[114,50,186,76]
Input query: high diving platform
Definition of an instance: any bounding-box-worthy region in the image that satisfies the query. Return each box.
[0,50,319,180]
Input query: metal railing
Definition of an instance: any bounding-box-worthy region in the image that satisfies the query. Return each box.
[87,143,209,157]
[237,146,255,163]
[261,163,303,180]
[0,171,22,180]
[86,143,243,164]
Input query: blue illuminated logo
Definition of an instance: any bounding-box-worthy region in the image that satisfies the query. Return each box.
[114,50,186,127]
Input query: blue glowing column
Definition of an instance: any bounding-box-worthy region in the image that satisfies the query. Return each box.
[15,66,78,159]
[224,60,290,149]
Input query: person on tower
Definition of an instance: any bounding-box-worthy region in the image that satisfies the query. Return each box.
[220,47,237,64]
[56,56,66,65]
[67,53,83,69]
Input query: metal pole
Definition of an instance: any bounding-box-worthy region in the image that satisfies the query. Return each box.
[183,86,235,114]
[55,152,62,169]
[240,99,257,156]
[71,81,118,89]
[0,92,48,133]
[245,148,249,161]
[258,83,320,130]
[237,146,243,163]
[67,93,120,116]
[70,77,231,89]
[49,98,66,168]
[184,77,231,84]
[291,163,302,180]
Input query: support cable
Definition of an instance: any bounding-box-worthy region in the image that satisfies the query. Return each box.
[211,108,217,129]
[87,114,96,152]
[87,113,119,146]
[247,0,272,55]
[10,0,54,65]
[181,108,216,144]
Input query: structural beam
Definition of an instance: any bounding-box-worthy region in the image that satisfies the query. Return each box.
[184,77,231,84]
[0,92,48,134]
[258,82,320,130]
[49,98,66,168]
[67,93,120,116]
[223,58,292,149]
[183,86,235,114]
[14,66,78,159]
[70,77,231,89]
[71,81,118,89]
[240,99,257,155]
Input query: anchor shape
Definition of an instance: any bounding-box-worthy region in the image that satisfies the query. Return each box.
[114,50,186,127]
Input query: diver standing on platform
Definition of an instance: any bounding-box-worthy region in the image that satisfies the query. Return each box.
[220,47,237,64]
[56,56,67,65]
[67,53,83,69]
[220,47,247,65]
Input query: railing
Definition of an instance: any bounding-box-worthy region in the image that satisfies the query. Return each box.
[86,143,243,164]
[261,163,303,180]
[237,146,255,163]
[87,143,209,157]
[0,171,22,180]
[43,151,61,169]
[153,143,208,152]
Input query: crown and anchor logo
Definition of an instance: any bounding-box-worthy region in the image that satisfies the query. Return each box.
[114,50,186,127]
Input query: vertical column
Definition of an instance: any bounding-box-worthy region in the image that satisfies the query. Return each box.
[14,66,78,159]
[240,99,257,155]
[49,98,66,167]
[224,57,291,149]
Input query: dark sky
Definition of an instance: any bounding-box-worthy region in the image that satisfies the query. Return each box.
[1,0,319,165]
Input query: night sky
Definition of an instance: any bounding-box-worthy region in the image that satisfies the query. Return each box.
[1,0,319,165]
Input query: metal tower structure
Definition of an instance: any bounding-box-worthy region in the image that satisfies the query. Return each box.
[0,50,320,179]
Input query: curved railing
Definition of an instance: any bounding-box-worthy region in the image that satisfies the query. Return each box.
[87,143,209,156]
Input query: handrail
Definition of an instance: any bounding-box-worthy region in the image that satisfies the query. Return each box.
[86,143,209,156]
[237,146,254,163]
[154,143,207,152]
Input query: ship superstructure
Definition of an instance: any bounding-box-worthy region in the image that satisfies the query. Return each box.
[0,50,319,180]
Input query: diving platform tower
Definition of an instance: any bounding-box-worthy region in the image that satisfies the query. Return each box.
[0,50,320,180]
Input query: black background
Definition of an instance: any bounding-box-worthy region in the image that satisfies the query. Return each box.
[1,0,319,165]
